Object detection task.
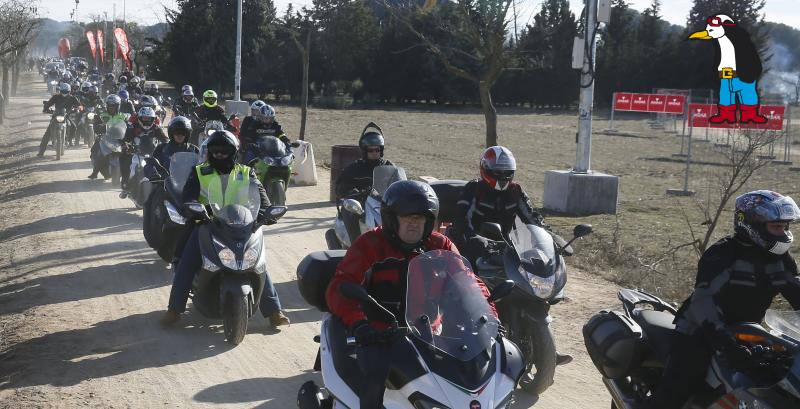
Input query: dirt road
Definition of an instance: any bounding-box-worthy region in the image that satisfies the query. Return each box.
[0,74,618,408]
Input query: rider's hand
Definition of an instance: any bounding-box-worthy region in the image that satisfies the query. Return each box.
[351,320,380,345]
[723,344,752,369]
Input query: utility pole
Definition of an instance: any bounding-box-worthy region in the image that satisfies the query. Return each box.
[575,0,598,173]
[235,0,242,101]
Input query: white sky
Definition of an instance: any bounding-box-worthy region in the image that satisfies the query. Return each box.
[39,0,800,29]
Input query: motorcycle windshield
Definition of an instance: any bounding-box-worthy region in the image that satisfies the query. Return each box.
[205,120,224,134]
[405,250,499,362]
[103,122,126,143]
[371,166,407,197]
[765,310,800,341]
[509,218,557,275]
[167,152,199,193]
[209,179,261,228]
[254,135,286,158]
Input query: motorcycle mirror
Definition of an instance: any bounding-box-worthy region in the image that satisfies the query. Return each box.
[480,222,504,241]
[573,224,593,238]
[488,280,515,303]
[339,282,370,302]
[186,202,206,216]
[342,199,364,216]
[268,205,288,219]
[290,142,301,148]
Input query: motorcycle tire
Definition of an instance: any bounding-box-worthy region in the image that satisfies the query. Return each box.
[55,131,62,161]
[222,293,249,346]
[325,229,342,250]
[519,324,557,395]
[59,130,66,157]
[142,194,158,248]
[110,165,121,187]
[268,179,286,206]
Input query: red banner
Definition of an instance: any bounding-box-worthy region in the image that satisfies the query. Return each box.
[665,95,686,114]
[114,28,132,70]
[86,31,97,61]
[689,104,785,131]
[647,94,666,112]
[630,93,649,112]
[96,30,105,65]
[613,93,632,111]
[58,38,71,59]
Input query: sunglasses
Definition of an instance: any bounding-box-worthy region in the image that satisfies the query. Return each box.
[366,147,381,153]
[706,17,736,27]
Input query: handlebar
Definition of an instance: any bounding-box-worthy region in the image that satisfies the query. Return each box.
[346,326,411,347]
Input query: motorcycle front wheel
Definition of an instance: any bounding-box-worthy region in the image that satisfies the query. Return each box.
[222,293,249,345]
[519,323,557,395]
[267,179,286,206]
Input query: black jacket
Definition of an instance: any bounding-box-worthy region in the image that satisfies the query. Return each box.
[194,105,228,124]
[120,100,136,115]
[173,99,199,117]
[240,117,290,146]
[335,158,394,200]
[182,164,271,222]
[675,235,800,337]
[44,94,82,112]
[449,179,544,243]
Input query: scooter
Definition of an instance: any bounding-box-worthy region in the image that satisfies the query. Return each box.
[123,131,162,208]
[142,152,199,262]
[183,180,287,345]
[93,121,126,186]
[325,165,406,250]
[474,220,592,394]
[245,135,299,206]
[584,289,800,409]
[296,249,524,409]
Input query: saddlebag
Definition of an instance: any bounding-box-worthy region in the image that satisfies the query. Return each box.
[428,180,467,223]
[296,250,346,312]
[583,310,645,380]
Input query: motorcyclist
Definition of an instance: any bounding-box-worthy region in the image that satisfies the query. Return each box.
[119,107,167,198]
[87,94,130,179]
[193,89,228,123]
[173,86,198,117]
[326,180,496,409]
[127,76,143,98]
[80,85,102,109]
[118,90,136,115]
[447,146,545,264]
[646,190,800,409]
[102,73,115,96]
[128,95,162,128]
[144,83,163,101]
[117,75,128,91]
[239,104,293,163]
[334,123,394,202]
[159,130,291,328]
[38,83,82,157]
[147,116,199,176]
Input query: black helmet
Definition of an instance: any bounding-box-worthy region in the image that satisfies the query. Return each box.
[380,180,439,249]
[358,122,385,160]
[205,130,239,173]
[167,116,192,141]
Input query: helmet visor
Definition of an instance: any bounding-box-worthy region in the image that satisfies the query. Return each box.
[754,196,800,222]
[140,117,155,128]
[204,97,217,105]
[491,169,515,181]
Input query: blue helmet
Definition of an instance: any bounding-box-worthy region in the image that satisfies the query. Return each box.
[734,190,800,255]
[118,89,129,100]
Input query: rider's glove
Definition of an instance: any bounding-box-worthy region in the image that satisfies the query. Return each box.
[350,320,381,345]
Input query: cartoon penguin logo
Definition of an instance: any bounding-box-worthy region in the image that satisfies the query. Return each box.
[689,14,768,124]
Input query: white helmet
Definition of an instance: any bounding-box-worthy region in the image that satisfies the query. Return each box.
[137,106,157,130]
[250,100,267,116]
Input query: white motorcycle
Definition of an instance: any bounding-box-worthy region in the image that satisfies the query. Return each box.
[325,165,406,250]
[296,249,524,409]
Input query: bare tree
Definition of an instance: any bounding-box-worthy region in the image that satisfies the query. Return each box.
[280,9,314,140]
[687,128,776,253]
[0,0,39,120]
[386,0,513,147]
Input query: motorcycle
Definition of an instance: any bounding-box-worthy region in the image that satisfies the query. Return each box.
[183,180,287,345]
[325,165,406,250]
[79,105,99,146]
[47,79,59,94]
[44,106,68,160]
[123,131,162,208]
[142,152,199,262]
[245,136,299,206]
[583,289,800,409]
[296,249,524,409]
[472,219,592,394]
[92,121,126,186]
[196,120,226,162]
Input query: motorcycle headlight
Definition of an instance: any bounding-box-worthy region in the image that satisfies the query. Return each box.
[202,255,220,272]
[56,115,65,123]
[410,394,451,409]
[87,113,95,120]
[280,155,292,166]
[264,157,277,166]
[242,247,260,270]
[521,265,556,299]
[218,248,238,270]
[164,201,186,224]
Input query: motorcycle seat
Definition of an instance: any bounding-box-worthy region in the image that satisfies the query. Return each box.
[634,309,676,361]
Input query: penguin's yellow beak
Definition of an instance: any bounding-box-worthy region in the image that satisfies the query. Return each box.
[689,30,712,40]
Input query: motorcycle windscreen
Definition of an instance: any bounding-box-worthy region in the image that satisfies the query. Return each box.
[167,152,199,193]
[509,217,557,272]
[405,250,499,362]
[204,120,224,134]
[253,135,287,158]
[371,166,407,197]
[100,121,126,154]
[765,310,800,342]
[209,179,261,228]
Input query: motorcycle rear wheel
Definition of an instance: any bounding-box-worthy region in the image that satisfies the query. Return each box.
[222,293,249,345]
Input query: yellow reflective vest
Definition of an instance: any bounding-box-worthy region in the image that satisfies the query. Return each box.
[195,163,251,207]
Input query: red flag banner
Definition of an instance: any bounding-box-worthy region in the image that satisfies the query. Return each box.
[86,31,97,61]
[96,30,105,64]
[58,38,71,59]
[114,28,132,70]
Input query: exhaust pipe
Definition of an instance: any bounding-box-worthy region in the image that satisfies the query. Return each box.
[602,377,638,409]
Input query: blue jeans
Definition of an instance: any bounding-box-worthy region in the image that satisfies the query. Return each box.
[719,78,759,106]
[167,228,282,316]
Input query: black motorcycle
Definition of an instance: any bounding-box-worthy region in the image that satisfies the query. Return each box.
[123,131,162,208]
[184,180,287,345]
[584,289,800,409]
[143,152,199,263]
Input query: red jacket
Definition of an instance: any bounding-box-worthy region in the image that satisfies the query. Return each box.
[326,226,496,329]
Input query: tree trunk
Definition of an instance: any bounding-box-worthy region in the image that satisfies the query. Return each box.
[1,62,8,122]
[478,80,498,147]
[299,31,310,141]
[11,49,21,97]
